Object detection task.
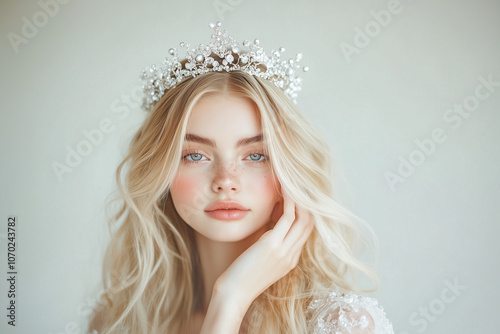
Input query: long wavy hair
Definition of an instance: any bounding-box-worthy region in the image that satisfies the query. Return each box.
[88,68,379,333]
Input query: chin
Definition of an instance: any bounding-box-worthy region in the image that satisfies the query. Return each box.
[195,219,269,243]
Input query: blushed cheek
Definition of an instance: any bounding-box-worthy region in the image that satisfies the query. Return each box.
[251,172,280,200]
[171,173,199,202]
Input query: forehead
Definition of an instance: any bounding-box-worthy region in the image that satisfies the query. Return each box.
[184,93,262,144]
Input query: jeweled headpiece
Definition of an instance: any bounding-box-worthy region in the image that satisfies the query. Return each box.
[139,21,308,112]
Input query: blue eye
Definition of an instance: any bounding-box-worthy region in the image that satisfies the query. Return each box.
[182,151,267,164]
[247,153,266,163]
[183,152,206,163]
[189,153,203,161]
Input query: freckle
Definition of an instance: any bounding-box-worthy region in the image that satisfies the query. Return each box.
[217,161,240,174]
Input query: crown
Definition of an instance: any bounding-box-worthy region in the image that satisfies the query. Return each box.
[139,21,309,112]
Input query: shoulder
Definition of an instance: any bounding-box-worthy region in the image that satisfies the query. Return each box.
[306,290,394,334]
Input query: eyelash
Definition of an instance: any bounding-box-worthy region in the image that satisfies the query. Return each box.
[182,150,267,165]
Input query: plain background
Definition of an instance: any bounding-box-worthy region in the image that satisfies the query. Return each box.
[1,0,499,333]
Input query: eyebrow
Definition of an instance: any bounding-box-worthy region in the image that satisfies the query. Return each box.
[184,133,263,149]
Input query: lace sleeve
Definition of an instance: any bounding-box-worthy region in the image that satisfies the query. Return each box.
[306,291,394,334]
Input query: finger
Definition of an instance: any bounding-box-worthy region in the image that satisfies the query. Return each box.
[283,205,313,249]
[272,191,296,240]
[295,213,315,247]
[289,218,315,261]
[288,223,314,269]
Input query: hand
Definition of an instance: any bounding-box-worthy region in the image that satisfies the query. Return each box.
[213,191,315,310]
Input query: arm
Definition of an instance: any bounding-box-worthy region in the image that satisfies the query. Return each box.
[199,283,251,334]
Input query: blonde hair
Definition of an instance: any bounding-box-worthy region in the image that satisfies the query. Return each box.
[88,69,379,333]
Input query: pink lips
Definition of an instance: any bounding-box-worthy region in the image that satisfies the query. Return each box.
[205,200,250,221]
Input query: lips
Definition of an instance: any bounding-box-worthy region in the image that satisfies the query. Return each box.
[204,201,250,221]
[205,200,249,212]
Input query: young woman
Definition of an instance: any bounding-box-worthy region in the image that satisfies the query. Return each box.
[88,22,394,333]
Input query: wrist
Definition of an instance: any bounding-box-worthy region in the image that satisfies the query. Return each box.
[213,277,254,312]
[212,281,250,315]
[199,285,250,334]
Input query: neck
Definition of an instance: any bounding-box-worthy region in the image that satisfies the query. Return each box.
[194,224,269,313]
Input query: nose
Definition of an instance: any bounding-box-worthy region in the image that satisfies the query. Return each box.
[211,161,241,193]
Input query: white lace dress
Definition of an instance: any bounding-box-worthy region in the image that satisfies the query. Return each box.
[306,291,394,333]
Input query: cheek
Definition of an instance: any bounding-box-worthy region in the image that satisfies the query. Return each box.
[248,172,279,200]
[171,173,199,202]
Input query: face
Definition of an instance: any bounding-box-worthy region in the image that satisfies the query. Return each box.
[169,92,282,242]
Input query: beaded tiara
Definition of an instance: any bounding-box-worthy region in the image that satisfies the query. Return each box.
[139,21,308,112]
